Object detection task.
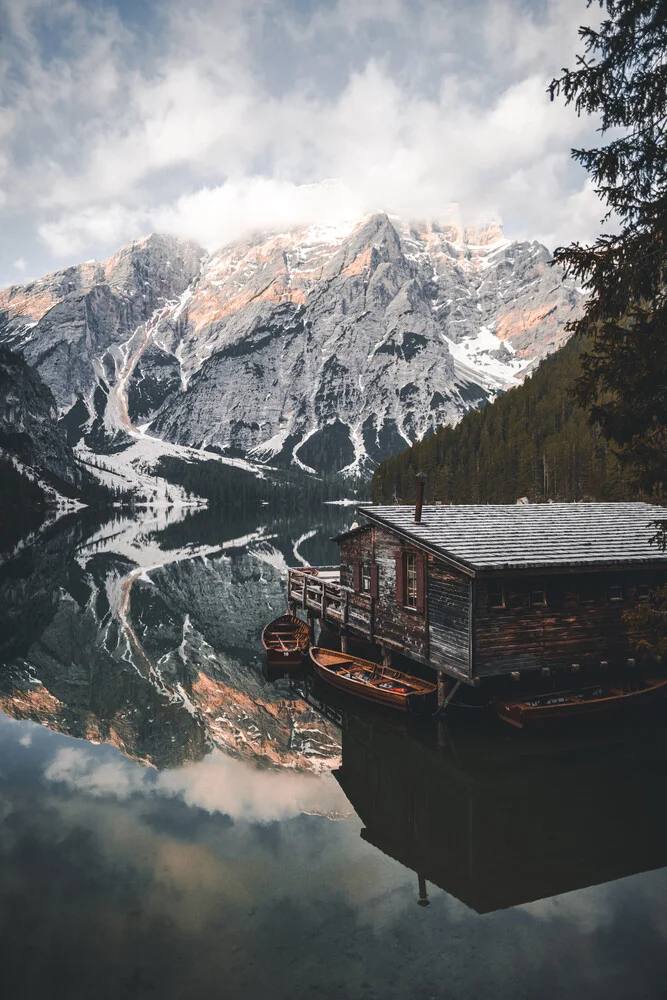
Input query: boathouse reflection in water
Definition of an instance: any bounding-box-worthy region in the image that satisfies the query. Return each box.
[328,701,667,914]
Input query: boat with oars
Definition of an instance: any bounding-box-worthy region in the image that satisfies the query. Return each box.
[262,614,310,670]
[494,676,667,729]
[309,647,438,714]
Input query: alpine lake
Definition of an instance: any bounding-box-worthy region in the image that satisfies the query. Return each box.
[2,501,667,1000]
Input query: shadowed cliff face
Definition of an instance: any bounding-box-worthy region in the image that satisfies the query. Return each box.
[0,506,348,771]
[0,348,101,508]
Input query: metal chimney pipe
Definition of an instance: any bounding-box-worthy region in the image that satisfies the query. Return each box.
[414,472,425,523]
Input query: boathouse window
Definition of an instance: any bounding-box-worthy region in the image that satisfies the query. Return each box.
[637,583,651,601]
[608,577,623,601]
[395,551,425,612]
[353,561,379,597]
[361,563,371,593]
[488,582,504,609]
[406,553,418,609]
[530,584,547,607]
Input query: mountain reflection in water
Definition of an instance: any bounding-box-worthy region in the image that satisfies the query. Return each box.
[0,505,349,771]
[2,505,667,1000]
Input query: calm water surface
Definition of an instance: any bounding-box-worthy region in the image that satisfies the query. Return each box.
[1,504,667,1000]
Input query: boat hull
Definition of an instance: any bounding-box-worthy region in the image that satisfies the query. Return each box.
[494,677,667,729]
[262,615,310,670]
[309,647,437,714]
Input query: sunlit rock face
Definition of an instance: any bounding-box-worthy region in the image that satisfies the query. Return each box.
[149,214,582,474]
[0,235,204,432]
[0,512,342,772]
[0,216,582,476]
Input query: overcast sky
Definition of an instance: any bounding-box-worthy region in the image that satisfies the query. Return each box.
[0,0,606,287]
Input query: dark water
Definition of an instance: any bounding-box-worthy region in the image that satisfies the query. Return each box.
[2,503,667,1000]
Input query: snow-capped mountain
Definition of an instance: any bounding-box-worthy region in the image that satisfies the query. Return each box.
[0,215,583,482]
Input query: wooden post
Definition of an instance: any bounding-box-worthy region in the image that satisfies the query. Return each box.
[288,600,296,616]
[382,647,392,668]
[440,681,463,712]
[417,875,430,907]
[437,671,447,708]
[307,613,316,644]
[440,678,462,712]
[415,472,426,524]
[340,590,349,653]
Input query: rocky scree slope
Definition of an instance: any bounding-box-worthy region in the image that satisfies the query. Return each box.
[0,217,583,479]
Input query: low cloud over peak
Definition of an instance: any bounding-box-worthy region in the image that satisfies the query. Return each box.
[0,0,604,286]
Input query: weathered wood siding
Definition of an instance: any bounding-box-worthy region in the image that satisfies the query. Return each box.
[427,559,471,676]
[339,528,372,591]
[339,528,665,679]
[474,570,666,676]
[340,526,429,663]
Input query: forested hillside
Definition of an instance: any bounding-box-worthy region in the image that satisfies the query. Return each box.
[372,337,645,505]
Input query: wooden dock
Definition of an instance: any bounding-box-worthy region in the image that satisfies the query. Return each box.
[287,567,375,642]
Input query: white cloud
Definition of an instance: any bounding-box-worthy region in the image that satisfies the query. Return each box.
[150,178,364,252]
[37,204,149,257]
[156,752,350,822]
[44,746,148,798]
[44,745,350,822]
[0,0,608,276]
[12,256,27,271]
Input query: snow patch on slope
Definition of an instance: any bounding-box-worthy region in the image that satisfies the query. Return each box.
[445,326,525,385]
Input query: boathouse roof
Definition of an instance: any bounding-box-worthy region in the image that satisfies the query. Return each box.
[357,502,667,573]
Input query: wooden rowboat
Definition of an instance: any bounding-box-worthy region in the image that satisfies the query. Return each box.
[494,676,667,729]
[309,647,437,714]
[262,614,310,669]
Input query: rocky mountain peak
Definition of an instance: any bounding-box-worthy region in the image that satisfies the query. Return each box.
[1,214,585,482]
[0,233,204,339]
[100,232,205,298]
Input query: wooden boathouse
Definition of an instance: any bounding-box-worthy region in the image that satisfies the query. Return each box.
[287,500,667,686]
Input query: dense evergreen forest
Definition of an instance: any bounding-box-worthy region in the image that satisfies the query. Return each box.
[372,337,647,505]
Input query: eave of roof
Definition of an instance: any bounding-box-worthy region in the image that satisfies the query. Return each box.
[332,523,372,543]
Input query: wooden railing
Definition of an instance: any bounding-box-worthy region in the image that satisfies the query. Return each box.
[287,568,373,639]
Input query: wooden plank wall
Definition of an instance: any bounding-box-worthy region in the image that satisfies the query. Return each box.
[474,570,666,676]
[427,560,471,676]
[340,526,429,661]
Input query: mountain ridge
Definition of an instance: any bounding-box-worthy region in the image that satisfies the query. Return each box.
[0,215,584,491]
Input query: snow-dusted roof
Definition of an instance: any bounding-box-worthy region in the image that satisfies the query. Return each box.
[360,503,667,573]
